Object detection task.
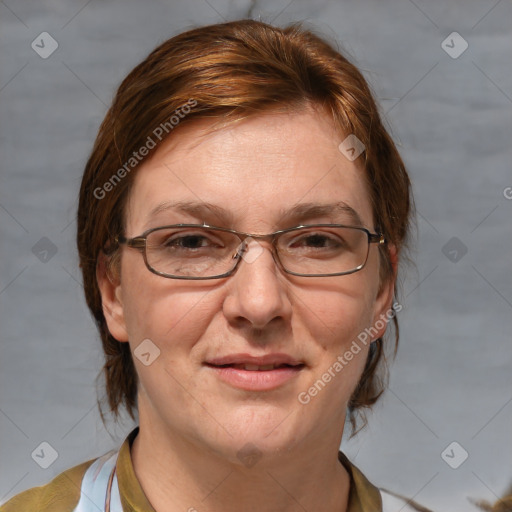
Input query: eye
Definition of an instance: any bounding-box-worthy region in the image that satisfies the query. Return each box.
[164,234,213,249]
[148,229,226,252]
[296,233,342,248]
[288,231,346,250]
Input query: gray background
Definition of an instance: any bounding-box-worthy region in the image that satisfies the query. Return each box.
[1,1,511,511]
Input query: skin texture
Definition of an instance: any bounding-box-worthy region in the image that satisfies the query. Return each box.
[97,109,396,512]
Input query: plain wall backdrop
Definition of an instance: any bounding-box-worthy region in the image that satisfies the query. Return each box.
[1,1,511,511]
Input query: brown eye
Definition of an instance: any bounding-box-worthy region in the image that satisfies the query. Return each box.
[164,234,212,249]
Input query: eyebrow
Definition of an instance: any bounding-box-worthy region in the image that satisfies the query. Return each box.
[146,200,364,228]
[147,201,234,225]
[277,202,364,227]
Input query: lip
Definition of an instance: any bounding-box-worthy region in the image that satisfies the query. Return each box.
[207,352,304,367]
[205,352,305,391]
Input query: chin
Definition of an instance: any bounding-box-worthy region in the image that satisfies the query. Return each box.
[208,433,301,470]
[207,403,305,456]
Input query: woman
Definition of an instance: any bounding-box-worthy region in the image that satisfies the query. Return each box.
[1,19,421,511]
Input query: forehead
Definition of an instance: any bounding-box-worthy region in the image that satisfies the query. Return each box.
[125,110,374,233]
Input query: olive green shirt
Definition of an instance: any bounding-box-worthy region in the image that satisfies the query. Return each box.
[0,428,384,511]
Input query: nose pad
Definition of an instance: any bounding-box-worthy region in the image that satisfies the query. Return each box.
[235,237,266,265]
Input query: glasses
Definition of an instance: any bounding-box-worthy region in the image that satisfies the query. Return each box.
[115,224,385,280]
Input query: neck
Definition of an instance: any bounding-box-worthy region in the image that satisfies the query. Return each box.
[131,419,351,512]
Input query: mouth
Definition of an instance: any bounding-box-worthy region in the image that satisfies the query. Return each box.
[204,354,305,391]
[208,362,305,371]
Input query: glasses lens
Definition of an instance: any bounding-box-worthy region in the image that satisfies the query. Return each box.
[277,226,369,276]
[145,227,240,278]
[144,225,370,278]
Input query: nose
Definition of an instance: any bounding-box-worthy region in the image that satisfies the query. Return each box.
[222,239,292,331]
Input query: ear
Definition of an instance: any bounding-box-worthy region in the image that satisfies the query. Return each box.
[370,244,398,340]
[96,251,129,342]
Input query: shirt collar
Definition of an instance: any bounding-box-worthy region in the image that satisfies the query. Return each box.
[338,451,382,511]
[117,427,155,512]
[117,427,382,512]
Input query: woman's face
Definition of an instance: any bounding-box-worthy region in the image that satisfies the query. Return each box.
[100,109,395,464]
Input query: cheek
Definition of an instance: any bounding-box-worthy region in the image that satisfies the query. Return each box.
[119,255,217,352]
[292,292,374,419]
[296,276,378,353]
[293,276,379,397]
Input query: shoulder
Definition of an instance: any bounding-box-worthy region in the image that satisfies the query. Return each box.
[0,459,95,512]
[338,451,433,512]
[380,488,434,512]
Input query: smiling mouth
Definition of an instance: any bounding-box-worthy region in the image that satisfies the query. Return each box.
[207,363,305,371]
[205,361,305,391]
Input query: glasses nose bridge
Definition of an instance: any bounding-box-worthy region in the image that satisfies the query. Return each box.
[231,230,282,272]
[236,230,280,253]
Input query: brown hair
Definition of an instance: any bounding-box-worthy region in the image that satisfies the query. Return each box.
[77,19,412,433]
